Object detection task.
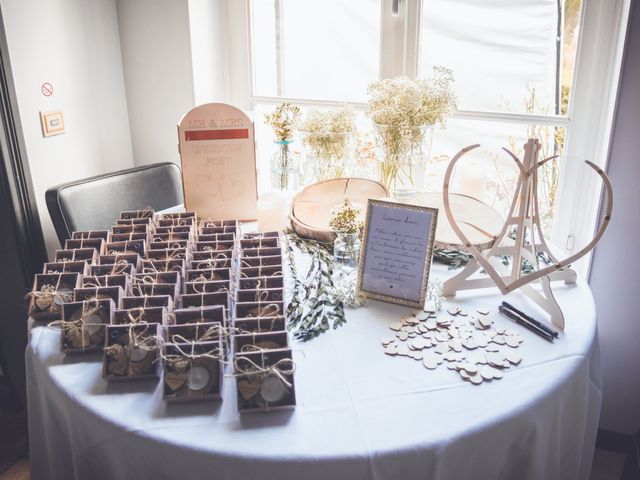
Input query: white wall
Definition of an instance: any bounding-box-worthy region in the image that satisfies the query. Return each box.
[188,0,230,105]
[589,0,640,435]
[117,0,196,166]
[1,0,134,258]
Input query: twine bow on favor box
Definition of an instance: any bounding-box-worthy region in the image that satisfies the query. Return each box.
[104,322,160,377]
[27,274,73,314]
[134,207,154,219]
[49,298,105,351]
[109,259,131,276]
[247,303,280,318]
[233,355,296,407]
[196,252,229,270]
[170,323,230,344]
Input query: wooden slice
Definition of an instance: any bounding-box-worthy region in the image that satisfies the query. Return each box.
[290,178,389,242]
[406,192,503,250]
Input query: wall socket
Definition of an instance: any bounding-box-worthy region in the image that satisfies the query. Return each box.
[40,110,64,137]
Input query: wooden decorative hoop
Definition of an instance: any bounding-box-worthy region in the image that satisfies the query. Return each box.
[441,139,613,330]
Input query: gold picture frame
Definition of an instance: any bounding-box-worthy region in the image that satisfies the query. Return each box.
[356,199,438,308]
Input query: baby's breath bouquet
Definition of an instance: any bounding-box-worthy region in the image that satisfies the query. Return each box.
[264,103,301,191]
[368,67,456,196]
[299,105,356,183]
[329,199,363,273]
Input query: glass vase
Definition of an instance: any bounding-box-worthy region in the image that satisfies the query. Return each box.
[300,131,355,185]
[270,140,298,192]
[374,124,434,199]
[333,232,360,274]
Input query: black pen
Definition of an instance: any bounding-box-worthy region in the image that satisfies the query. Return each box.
[498,306,555,342]
[501,301,559,338]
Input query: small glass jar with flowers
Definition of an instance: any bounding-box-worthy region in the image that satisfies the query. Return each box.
[264,103,301,192]
[329,199,363,274]
[299,106,356,184]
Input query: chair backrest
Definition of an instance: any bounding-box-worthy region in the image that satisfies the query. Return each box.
[46,162,183,244]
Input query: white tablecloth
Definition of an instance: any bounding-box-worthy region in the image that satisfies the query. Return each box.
[26,266,601,480]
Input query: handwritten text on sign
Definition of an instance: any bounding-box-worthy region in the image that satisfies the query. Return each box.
[361,203,435,303]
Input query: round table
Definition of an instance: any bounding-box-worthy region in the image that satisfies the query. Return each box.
[26,265,601,480]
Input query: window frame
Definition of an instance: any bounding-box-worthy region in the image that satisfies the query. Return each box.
[224,0,630,274]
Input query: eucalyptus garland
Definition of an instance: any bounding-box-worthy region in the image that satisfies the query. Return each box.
[285,230,346,341]
[432,247,552,273]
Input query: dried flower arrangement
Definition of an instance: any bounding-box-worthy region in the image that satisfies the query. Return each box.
[264,103,301,190]
[329,200,363,234]
[367,67,457,194]
[264,103,300,142]
[299,105,356,181]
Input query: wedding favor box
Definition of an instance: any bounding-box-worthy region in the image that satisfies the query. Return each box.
[181,291,230,310]
[110,232,149,243]
[237,288,283,303]
[115,217,153,227]
[81,274,130,292]
[132,271,180,286]
[103,323,161,380]
[233,331,289,353]
[113,306,169,326]
[238,266,283,278]
[238,276,284,290]
[197,233,235,242]
[140,259,186,274]
[104,240,146,256]
[165,322,224,342]
[29,273,80,320]
[111,224,149,236]
[71,230,110,241]
[54,248,98,264]
[90,263,135,276]
[162,341,224,402]
[64,237,104,254]
[235,348,296,412]
[120,209,154,220]
[99,253,141,270]
[185,267,230,282]
[157,217,196,228]
[189,257,233,270]
[73,285,124,308]
[174,304,226,325]
[61,299,114,353]
[130,282,180,307]
[122,294,173,311]
[184,280,231,294]
[43,260,89,275]
[235,316,287,334]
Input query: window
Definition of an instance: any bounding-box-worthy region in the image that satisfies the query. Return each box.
[226,0,629,271]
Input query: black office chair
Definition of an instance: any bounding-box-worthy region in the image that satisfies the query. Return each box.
[46,162,183,244]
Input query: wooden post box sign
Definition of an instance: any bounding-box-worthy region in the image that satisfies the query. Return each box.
[178,103,258,220]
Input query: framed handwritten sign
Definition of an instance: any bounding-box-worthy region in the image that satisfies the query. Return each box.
[178,103,258,220]
[357,199,438,308]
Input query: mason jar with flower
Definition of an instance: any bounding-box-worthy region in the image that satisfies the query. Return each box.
[299,106,356,184]
[329,199,363,274]
[367,68,456,198]
[264,103,301,192]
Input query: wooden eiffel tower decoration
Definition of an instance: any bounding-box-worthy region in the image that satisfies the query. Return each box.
[441,139,613,330]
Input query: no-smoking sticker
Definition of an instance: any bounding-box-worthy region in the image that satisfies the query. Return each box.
[41,82,53,97]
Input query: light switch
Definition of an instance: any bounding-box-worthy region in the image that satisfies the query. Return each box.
[40,110,64,137]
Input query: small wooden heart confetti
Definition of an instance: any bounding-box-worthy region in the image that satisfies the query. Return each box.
[382,301,525,386]
[422,352,443,370]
